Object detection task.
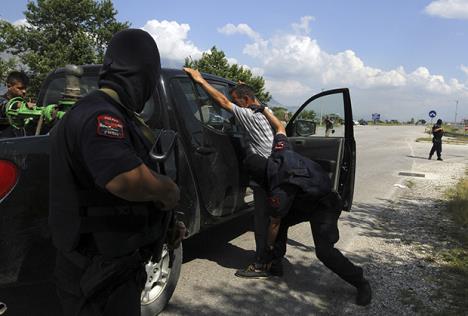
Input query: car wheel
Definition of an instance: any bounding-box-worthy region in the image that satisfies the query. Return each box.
[140,244,182,316]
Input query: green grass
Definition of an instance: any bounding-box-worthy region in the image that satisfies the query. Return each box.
[405,179,415,189]
[444,177,468,228]
[437,174,468,314]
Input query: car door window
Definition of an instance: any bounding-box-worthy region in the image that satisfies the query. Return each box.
[295,93,345,138]
[194,84,233,131]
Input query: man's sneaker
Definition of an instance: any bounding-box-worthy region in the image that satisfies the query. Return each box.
[269,259,284,277]
[355,280,372,306]
[437,157,443,161]
[235,263,270,279]
[428,155,432,160]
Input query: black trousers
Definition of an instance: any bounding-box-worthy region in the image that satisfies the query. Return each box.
[252,185,270,263]
[429,139,442,158]
[55,251,146,316]
[273,208,364,287]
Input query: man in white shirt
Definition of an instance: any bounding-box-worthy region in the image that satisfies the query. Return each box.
[184,68,274,277]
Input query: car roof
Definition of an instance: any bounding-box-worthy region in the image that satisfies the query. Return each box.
[52,64,235,85]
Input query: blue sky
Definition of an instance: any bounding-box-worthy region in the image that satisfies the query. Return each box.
[2,0,468,121]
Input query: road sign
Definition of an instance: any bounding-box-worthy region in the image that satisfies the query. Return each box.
[429,110,436,118]
[372,113,380,120]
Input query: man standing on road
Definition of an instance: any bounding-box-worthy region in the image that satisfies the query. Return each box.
[245,107,372,306]
[183,68,275,277]
[428,119,444,161]
[49,29,180,315]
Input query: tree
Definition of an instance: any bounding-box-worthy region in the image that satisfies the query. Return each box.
[0,0,129,97]
[184,46,271,103]
[0,57,20,84]
[298,109,316,120]
[271,106,291,122]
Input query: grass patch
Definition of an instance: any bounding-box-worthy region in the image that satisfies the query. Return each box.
[405,179,416,189]
[416,137,432,142]
[437,174,468,314]
[444,177,468,228]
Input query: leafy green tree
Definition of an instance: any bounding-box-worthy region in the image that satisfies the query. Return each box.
[185,46,271,103]
[271,106,291,122]
[0,57,20,84]
[0,0,129,97]
[298,109,316,120]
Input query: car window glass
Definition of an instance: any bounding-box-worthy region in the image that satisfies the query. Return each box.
[295,93,345,138]
[194,83,233,131]
[42,75,98,106]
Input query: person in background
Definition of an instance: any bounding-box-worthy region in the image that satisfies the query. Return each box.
[428,118,444,161]
[0,71,32,137]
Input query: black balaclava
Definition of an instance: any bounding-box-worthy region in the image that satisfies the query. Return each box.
[98,29,161,113]
[436,119,442,125]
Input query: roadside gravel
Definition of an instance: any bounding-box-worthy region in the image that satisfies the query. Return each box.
[336,157,467,315]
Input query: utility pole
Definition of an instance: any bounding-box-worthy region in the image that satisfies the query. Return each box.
[454,100,459,124]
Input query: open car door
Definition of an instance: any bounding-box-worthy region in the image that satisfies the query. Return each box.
[285,88,356,211]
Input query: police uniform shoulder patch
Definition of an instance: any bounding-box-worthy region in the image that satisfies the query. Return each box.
[96,114,124,139]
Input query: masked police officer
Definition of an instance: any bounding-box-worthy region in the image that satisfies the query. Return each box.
[428,119,444,161]
[49,29,180,315]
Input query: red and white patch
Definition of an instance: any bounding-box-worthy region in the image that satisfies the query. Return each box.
[96,115,124,139]
[274,141,285,151]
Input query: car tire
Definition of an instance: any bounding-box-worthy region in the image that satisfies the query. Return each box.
[140,244,182,316]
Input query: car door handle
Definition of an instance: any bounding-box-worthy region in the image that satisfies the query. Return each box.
[294,140,305,145]
[195,146,216,155]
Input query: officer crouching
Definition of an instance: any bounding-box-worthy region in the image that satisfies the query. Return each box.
[49,29,180,316]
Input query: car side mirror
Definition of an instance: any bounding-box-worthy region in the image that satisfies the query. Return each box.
[149,129,178,181]
[295,119,316,136]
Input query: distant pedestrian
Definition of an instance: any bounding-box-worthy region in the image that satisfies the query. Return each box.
[324,116,334,137]
[428,119,444,161]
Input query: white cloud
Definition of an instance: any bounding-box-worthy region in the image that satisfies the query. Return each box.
[424,0,468,20]
[217,23,261,41]
[12,18,29,27]
[461,64,468,75]
[220,18,468,98]
[292,16,315,34]
[142,19,203,66]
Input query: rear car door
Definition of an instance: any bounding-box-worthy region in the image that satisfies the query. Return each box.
[286,88,356,211]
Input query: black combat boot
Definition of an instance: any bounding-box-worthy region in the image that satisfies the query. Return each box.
[437,157,443,161]
[269,258,283,277]
[355,279,372,306]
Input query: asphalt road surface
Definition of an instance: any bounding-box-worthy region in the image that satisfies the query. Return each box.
[161,125,467,315]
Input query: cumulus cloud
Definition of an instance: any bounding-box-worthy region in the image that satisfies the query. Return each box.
[217,23,261,41]
[424,0,468,20]
[461,64,468,75]
[292,16,315,34]
[218,17,468,105]
[13,19,29,27]
[142,19,203,66]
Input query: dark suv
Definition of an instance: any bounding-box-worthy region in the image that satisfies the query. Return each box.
[0,65,356,315]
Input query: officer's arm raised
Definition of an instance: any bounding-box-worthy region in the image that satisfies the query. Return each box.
[105,163,180,210]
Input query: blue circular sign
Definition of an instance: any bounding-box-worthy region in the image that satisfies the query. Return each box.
[429,110,436,118]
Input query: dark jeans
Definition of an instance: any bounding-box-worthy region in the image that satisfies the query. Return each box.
[429,139,442,158]
[273,208,364,287]
[252,185,270,263]
[55,251,146,316]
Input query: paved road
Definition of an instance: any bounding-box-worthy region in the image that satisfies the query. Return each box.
[162,126,467,315]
